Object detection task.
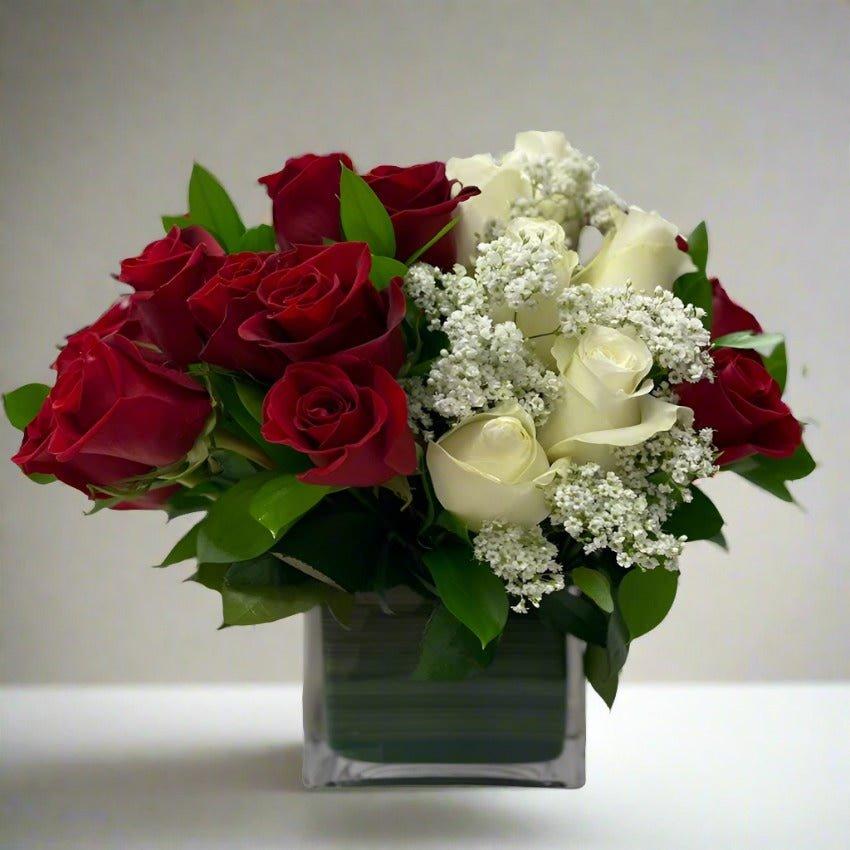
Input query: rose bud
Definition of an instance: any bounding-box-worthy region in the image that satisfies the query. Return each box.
[12,333,211,506]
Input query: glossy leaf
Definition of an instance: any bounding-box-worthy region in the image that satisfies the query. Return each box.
[423,542,508,648]
[248,473,330,536]
[158,520,202,567]
[196,471,279,563]
[339,165,395,256]
[3,383,49,430]
[729,441,815,503]
[662,486,724,541]
[538,587,607,645]
[617,567,678,640]
[187,162,245,252]
[571,566,614,613]
[673,221,712,328]
[687,221,709,273]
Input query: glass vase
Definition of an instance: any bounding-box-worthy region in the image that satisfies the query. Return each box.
[302,590,585,788]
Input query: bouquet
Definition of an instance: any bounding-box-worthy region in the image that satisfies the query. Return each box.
[5,131,814,704]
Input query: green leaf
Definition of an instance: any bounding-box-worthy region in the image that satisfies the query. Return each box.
[405,216,459,265]
[237,224,276,252]
[729,442,815,503]
[662,486,724,542]
[276,504,389,592]
[538,587,607,645]
[617,567,678,640]
[27,473,56,485]
[571,566,614,613]
[158,520,202,567]
[248,473,330,537]
[3,383,49,430]
[584,607,630,708]
[423,542,508,648]
[218,555,352,627]
[714,331,788,390]
[339,164,395,256]
[196,472,279,563]
[189,562,229,593]
[187,162,245,252]
[435,510,470,543]
[673,222,712,329]
[161,213,194,233]
[674,272,712,330]
[233,379,266,423]
[369,254,408,290]
[687,221,709,273]
[413,604,497,681]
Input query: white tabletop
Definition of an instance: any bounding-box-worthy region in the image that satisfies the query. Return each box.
[1,684,847,849]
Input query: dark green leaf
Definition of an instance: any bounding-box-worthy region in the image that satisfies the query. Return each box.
[585,606,630,708]
[538,588,607,645]
[219,555,352,626]
[187,163,245,252]
[3,383,49,430]
[571,566,614,613]
[233,379,266,422]
[370,254,408,291]
[423,542,508,648]
[674,272,712,329]
[687,221,708,273]
[404,217,459,265]
[662,486,724,542]
[763,340,788,392]
[249,473,330,536]
[617,567,678,640]
[189,562,229,593]
[339,164,395,256]
[237,224,276,253]
[196,472,279,563]
[413,604,497,681]
[158,520,202,567]
[729,441,815,502]
[435,511,470,543]
[707,530,729,550]
[276,505,390,592]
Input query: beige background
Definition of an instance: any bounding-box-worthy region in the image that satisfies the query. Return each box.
[1,0,848,684]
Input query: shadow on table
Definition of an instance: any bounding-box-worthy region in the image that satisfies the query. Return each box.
[2,743,567,847]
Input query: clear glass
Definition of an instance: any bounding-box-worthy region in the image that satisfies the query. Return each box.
[302,590,585,788]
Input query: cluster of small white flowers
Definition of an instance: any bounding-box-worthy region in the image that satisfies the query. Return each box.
[508,149,626,243]
[544,462,685,571]
[614,423,718,521]
[410,307,561,429]
[404,263,484,330]
[401,376,435,440]
[558,284,713,384]
[475,227,563,311]
[473,521,564,613]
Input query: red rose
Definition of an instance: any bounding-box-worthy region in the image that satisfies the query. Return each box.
[259,154,477,268]
[363,162,478,267]
[118,226,224,365]
[187,251,292,380]
[676,348,801,465]
[12,333,211,505]
[239,242,405,375]
[259,153,354,247]
[710,279,762,340]
[261,356,416,487]
[55,294,150,370]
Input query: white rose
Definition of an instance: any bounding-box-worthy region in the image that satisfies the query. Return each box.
[574,207,696,294]
[490,217,579,368]
[501,130,572,167]
[538,326,691,468]
[445,154,531,266]
[426,403,550,530]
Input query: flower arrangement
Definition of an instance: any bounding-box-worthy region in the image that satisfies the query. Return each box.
[5,131,814,705]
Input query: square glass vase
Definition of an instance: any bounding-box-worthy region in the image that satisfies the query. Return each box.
[302,591,586,788]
